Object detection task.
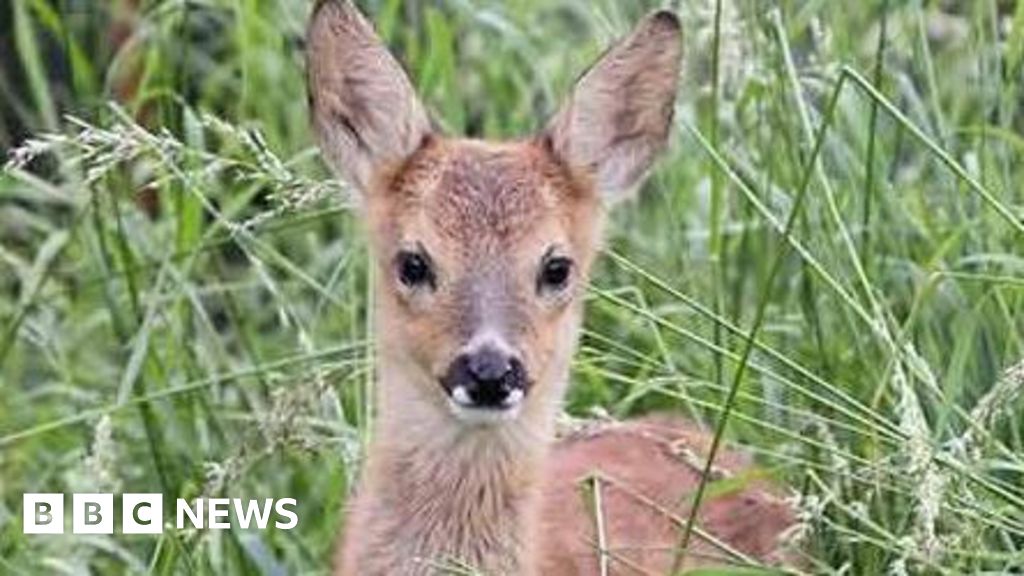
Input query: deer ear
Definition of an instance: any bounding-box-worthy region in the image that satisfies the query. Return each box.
[307,0,432,193]
[545,11,683,203]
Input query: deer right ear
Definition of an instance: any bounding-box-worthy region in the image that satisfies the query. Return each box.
[545,11,683,204]
[307,0,432,194]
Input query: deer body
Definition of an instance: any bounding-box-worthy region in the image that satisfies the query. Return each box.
[340,389,547,574]
[307,2,793,574]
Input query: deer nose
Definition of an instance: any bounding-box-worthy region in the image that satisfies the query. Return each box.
[443,347,527,410]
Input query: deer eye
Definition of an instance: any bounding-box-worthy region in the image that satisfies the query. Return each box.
[538,256,573,294]
[396,250,435,290]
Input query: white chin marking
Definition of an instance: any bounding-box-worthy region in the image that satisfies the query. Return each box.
[448,386,523,424]
[451,386,473,406]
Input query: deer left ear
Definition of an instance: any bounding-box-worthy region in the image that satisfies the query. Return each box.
[307,0,432,195]
[545,11,683,204]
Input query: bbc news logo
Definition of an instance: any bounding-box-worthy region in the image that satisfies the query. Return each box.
[23,494,298,534]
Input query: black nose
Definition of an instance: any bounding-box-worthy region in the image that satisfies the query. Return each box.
[442,348,527,409]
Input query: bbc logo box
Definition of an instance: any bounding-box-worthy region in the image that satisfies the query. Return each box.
[23,493,163,535]
[22,494,63,534]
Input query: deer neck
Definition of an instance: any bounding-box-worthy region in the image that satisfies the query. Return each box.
[351,358,563,575]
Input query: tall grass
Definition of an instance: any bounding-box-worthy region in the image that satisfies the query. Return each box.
[1,0,1022,574]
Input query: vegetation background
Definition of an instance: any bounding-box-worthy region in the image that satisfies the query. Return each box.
[1,0,1022,574]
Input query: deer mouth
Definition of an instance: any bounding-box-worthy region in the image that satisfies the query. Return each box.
[449,383,525,410]
[445,385,525,424]
[440,379,528,420]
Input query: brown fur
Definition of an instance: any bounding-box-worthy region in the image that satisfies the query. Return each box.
[539,416,794,574]
[306,2,795,574]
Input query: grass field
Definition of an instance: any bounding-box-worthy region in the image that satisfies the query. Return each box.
[1,0,1023,574]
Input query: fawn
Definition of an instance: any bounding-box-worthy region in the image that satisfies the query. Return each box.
[307,1,794,574]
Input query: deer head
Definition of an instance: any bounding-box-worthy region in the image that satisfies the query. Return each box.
[307,0,682,430]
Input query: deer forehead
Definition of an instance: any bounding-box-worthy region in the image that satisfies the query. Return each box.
[369,138,601,262]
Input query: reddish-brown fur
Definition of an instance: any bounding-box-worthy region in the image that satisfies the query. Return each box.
[540,417,794,574]
[306,2,795,574]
